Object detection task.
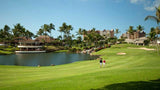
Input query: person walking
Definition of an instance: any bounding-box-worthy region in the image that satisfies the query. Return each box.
[103,60,106,68]
[100,58,102,68]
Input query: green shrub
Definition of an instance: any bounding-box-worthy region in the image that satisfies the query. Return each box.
[69,48,77,52]
[94,48,99,52]
[144,40,150,45]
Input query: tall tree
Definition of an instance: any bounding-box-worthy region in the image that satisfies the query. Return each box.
[38,23,55,36]
[59,22,67,40]
[82,29,87,41]
[65,25,73,37]
[82,29,87,35]
[91,28,96,33]
[0,29,4,41]
[115,28,120,44]
[145,5,160,55]
[148,27,156,41]
[155,26,160,36]
[115,29,120,38]
[77,36,82,42]
[3,25,12,40]
[145,6,160,24]
[37,29,44,35]
[76,28,82,36]
[25,30,34,38]
[59,22,73,47]
[127,26,134,39]
[12,23,26,37]
[12,23,34,39]
[136,25,144,31]
[0,25,13,43]
[49,23,55,36]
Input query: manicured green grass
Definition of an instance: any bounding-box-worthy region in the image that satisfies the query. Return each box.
[0,50,13,55]
[0,46,18,55]
[0,44,160,90]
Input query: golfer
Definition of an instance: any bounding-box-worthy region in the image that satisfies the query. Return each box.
[103,60,106,68]
[100,58,102,68]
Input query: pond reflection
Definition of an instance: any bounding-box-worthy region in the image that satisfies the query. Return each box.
[0,52,98,66]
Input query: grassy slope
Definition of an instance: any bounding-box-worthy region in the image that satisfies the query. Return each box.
[0,46,18,55]
[0,44,160,90]
[0,50,13,55]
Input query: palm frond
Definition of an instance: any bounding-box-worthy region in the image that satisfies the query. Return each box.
[145,16,160,24]
[155,7,160,13]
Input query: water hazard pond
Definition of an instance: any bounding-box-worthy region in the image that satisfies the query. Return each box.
[0,52,98,66]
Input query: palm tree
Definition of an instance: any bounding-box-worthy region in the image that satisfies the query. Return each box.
[65,25,73,37]
[25,30,34,38]
[115,29,120,38]
[49,23,55,36]
[0,29,4,42]
[37,29,44,36]
[155,26,160,54]
[115,28,120,44]
[59,22,67,40]
[155,26,160,36]
[77,36,82,42]
[136,25,144,31]
[43,24,50,35]
[82,29,87,41]
[145,6,160,55]
[3,25,12,41]
[76,28,82,36]
[145,6,160,24]
[128,26,134,39]
[57,35,62,40]
[37,23,55,45]
[91,28,96,33]
[59,22,73,47]
[12,23,26,37]
[149,26,159,42]
[148,27,160,55]
[4,25,10,34]
[39,23,55,36]
[148,27,156,41]
[66,25,73,47]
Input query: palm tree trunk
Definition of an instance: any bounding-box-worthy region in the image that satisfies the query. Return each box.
[156,38,159,55]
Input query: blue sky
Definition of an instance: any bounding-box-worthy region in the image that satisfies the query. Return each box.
[0,0,159,38]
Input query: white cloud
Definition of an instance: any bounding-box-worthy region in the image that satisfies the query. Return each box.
[130,0,160,11]
[130,0,145,4]
[144,0,160,11]
[130,0,138,4]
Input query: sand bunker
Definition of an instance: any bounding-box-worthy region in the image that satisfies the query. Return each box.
[138,47,155,51]
[117,52,126,55]
[128,47,155,51]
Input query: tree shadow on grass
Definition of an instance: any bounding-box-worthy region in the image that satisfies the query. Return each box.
[91,79,160,90]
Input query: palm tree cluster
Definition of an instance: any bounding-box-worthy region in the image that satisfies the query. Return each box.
[58,22,74,47]
[37,23,55,36]
[76,28,105,47]
[145,5,160,40]
[12,24,34,38]
[145,5,160,55]
[0,25,12,42]
[59,22,73,41]
[0,22,119,48]
[127,25,144,39]
[0,24,34,42]
[148,27,160,41]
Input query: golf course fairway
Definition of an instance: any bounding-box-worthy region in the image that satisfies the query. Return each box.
[0,44,160,90]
